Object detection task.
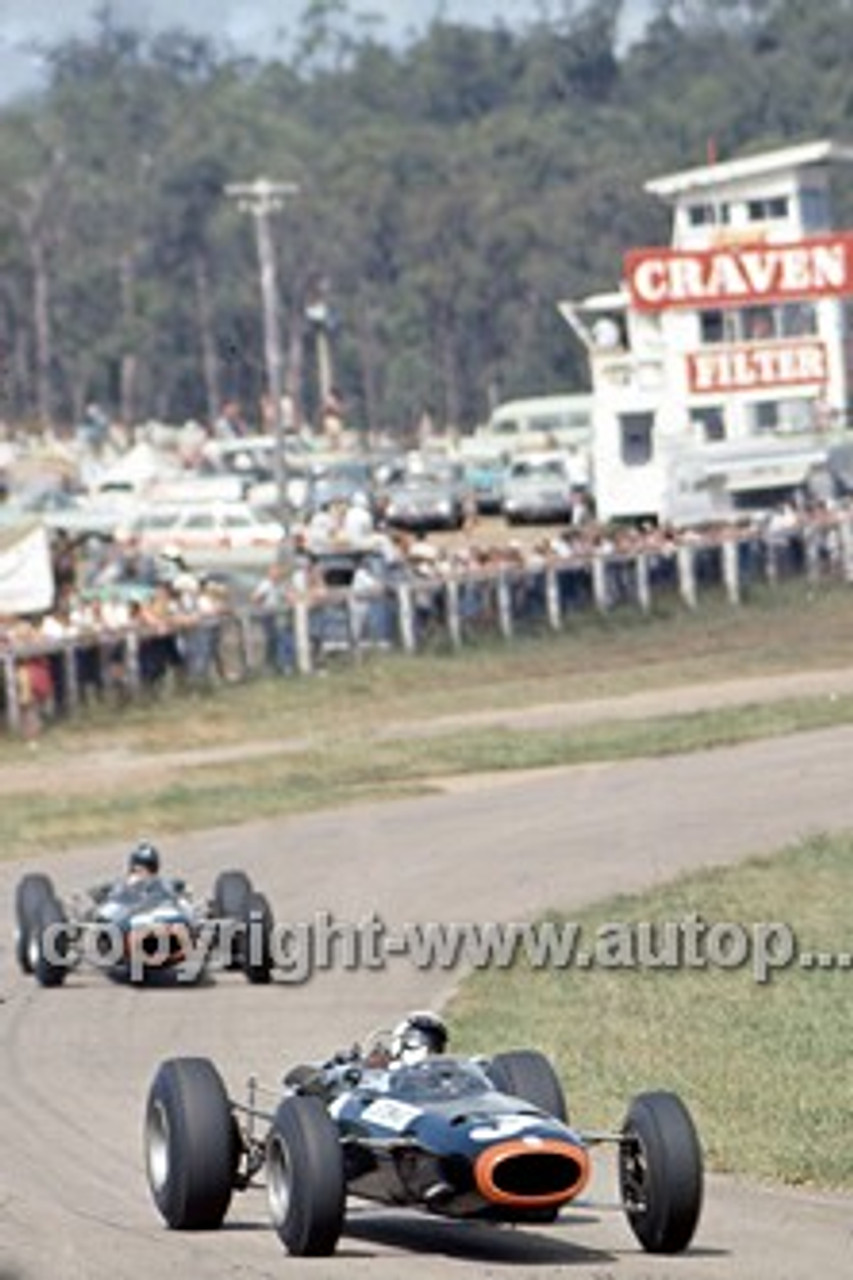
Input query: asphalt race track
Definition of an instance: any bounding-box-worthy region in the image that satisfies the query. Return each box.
[2,725,853,1278]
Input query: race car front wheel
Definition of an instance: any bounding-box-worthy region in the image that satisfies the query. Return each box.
[486,1049,569,1123]
[31,892,69,987]
[266,1094,345,1256]
[619,1090,703,1253]
[242,891,274,984]
[145,1057,236,1230]
[14,873,55,974]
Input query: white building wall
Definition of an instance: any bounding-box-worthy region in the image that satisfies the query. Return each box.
[564,142,853,524]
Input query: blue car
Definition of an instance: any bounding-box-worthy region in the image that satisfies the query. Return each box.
[14,866,274,986]
[143,1021,703,1258]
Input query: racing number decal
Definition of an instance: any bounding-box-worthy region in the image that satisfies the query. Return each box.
[469,1115,544,1142]
[361,1098,423,1132]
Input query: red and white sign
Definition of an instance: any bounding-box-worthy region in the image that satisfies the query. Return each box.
[686,340,828,393]
[626,234,853,311]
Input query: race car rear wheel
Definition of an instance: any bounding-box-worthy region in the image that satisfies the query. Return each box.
[31,892,69,987]
[266,1094,345,1256]
[14,873,55,974]
[486,1049,569,1122]
[242,890,274,984]
[212,870,252,970]
[619,1090,703,1254]
[145,1057,236,1230]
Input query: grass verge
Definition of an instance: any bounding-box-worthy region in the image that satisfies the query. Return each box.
[4,691,853,860]
[447,831,853,1189]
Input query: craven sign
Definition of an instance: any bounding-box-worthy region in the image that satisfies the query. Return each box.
[626,234,853,311]
[686,340,828,394]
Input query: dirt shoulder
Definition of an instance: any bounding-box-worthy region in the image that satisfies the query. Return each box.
[3,665,852,796]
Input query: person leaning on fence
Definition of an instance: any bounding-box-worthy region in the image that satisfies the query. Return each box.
[343,492,374,543]
[8,618,54,743]
[130,585,184,689]
[252,562,296,676]
[350,552,387,647]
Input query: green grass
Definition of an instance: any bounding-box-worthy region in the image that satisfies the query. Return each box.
[5,690,853,861]
[447,832,853,1189]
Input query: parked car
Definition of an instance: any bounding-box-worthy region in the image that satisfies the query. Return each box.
[143,1014,703,1258]
[130,502,284,568]
[201,436,314,514]
[303,458,378,517]
[0,487,131,539]
[461,452,508,514]
[502,451,578,525]
[382,459,471,532]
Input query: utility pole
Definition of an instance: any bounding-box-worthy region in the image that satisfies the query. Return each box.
[306,287,334,431]
[225,176,300,531]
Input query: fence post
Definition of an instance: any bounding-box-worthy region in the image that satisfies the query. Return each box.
[124,630,141,695]
[236,611,252,675]
[293,598,313,675]
[496,570,513,639]
[395,583,416,654]
[3,650,20,734]
[635,552,651,614]
[592,555,609,612]
[722,538,741,606]
[545,565,562,630]
[63,641,80,712]
[444,576,462,649]
[840,515,853,582]
[677,543,698,609]
[346,594,362,663]
[803,523,822,584]
[764,535,779,585]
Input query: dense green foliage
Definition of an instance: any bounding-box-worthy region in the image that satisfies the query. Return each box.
[2,0,853,437]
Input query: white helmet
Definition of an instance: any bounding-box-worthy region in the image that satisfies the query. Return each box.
[390,1011,448,1064]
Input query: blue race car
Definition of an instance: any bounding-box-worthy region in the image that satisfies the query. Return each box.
[144,1012,703,1257]
[14,853,274,987]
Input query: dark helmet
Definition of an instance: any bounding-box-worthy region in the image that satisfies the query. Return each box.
[128,841,160,876]
[391,1011,448,1064]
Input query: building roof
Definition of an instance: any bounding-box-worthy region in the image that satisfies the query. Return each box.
[646,139,853,200]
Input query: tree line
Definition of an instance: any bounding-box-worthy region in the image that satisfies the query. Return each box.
[1,0,852,441]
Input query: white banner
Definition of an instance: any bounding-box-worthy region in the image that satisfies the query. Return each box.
[0,521,55,615]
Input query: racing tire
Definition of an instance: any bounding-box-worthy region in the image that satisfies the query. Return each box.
[14,873,55,974]
[242,890,274,985]
[486,1049,569,1122]
[31,892,69,987]
[619,1090,703,1254]
[266,1094,345,1256]
[145,1057,236,1230]
[212,870,253,969]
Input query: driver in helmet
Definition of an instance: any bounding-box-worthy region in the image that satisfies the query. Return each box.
[126,840,161,884]
[389,1011,448,1065]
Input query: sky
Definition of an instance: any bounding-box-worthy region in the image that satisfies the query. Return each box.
[0,0,657,101]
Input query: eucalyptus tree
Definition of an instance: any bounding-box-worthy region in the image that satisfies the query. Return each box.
[0,109,68,428]
[41,16,239,426]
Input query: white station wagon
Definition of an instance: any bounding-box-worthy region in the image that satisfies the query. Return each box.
[130,502,284,567]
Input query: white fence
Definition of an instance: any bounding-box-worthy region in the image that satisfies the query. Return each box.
[3,516,850,735]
